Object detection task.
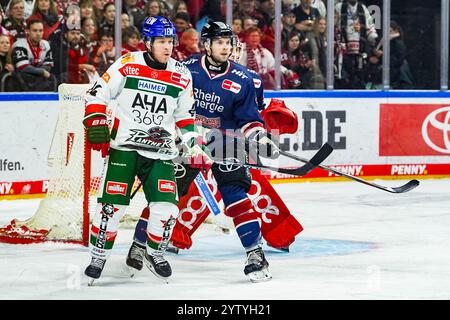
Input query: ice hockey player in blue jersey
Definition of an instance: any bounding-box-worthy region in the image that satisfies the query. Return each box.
[127,21,279,282]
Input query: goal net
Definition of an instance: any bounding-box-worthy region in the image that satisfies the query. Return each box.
[0,84,148,245]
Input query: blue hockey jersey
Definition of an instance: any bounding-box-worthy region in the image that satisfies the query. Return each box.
[244,67,265,111]
[183,55,263,132]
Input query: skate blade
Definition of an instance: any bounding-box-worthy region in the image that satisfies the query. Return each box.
[247,269,272,283]
[127,266,137,278]
[87,277,95,286]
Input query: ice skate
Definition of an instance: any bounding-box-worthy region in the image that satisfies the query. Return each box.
[126,241,146,275]
[144,251,172,283]
[244,247,272,283]
[85,257,106,286]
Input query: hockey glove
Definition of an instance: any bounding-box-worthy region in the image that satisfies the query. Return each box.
[83,114,110,158]
[249,129,280,159]
[185,137,213,169]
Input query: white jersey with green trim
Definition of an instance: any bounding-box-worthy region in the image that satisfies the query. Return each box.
[85,51,195,160]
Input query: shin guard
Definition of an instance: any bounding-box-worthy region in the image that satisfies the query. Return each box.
[225,198,261,250]
[89,203,126,260]
[146,202,178,251]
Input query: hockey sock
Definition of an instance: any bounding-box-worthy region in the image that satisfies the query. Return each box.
[133,207,150,245]
[146,202,178,252]
[219,184,248,207]
[90,203,127,260]
[225,198,262,250]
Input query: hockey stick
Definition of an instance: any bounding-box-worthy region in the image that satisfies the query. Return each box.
[263,145,419,193]
[243,138,418,194]
[315,164,420,194]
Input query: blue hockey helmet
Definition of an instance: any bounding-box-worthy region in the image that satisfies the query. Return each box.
[141,16,178,45]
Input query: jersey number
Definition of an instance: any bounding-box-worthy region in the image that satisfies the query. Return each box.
[132,109,164,125]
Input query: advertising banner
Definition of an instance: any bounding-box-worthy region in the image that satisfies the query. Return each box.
[1,92,450,198]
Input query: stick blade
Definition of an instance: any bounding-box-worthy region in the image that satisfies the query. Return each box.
[391,179,420,193]
[310,142,334,166]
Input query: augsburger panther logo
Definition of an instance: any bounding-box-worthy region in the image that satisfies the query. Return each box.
[421,106,450,154]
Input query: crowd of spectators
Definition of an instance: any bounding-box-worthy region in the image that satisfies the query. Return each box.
[0,0,414,92]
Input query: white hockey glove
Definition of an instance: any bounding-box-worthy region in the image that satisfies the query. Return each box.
[248,128,280,159]
[184,136,213,169]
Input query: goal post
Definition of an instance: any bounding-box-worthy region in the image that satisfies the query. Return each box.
[0,84,146,245]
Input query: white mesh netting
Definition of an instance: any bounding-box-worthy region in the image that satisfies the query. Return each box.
[0,84,147,244]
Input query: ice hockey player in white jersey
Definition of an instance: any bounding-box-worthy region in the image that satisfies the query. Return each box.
[83,16,211,284]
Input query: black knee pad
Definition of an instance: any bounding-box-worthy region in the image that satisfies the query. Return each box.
[174,163,200,197]
[211,162,252,193]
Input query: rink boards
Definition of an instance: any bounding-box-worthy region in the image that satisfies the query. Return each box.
[0,91,449,198]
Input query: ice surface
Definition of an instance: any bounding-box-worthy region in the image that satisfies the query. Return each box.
[0,179,449,299]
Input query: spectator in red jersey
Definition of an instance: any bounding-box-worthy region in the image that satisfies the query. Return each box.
[121,25,144,54]
[98,2,115,37]
[256,0,275,30]
[232,17,244,41]
[0,34,13,73]
[91,0,105,24]
[27,0,62,40]
[281,30,313,89]
[0,5,13,38]
[91,30,115,76]
[51,20,96,84]
[81,16,97,57]
[172,28,199,61]
[144,0,164,18]
[171,0,187,19]
[236,0,264,30]
[173,11,191,38]
[12,19,56,91]
[2,0,27,40]
[186,0,204,25]
[80,0,96,25]
[195,0,226,34]
[241,26,292,89]
[242,16,256,33]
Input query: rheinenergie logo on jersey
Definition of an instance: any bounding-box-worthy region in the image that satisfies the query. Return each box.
[137,80,167,94]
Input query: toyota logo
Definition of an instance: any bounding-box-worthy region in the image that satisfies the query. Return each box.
[421,106,450,154]
[218,158,241,172]
[174,163,186,178]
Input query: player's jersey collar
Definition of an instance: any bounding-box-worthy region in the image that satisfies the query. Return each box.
[200,55,230,80]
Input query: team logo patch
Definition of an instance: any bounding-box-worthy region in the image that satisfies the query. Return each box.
[253,78,262,89]
[158,180,176,193]
[222,79,241,93]
[126,127,173,148]
[137,79,167,94]
[121,53,135,64]
[101,72,110,83]
[171,72,190,88]
[196,114,221,128]
[106,181,127,196]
